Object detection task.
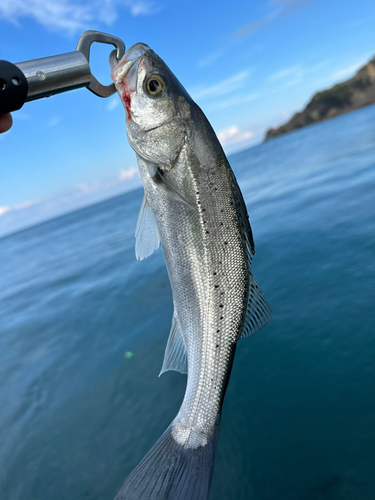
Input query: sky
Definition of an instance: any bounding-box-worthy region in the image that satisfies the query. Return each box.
[0,0,374,237]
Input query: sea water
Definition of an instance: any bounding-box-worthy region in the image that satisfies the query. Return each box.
[1,105,374,499]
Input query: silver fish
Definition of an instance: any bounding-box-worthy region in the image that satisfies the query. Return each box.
[110,43,271,500]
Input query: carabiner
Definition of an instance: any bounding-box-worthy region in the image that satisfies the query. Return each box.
[76,30,125,98]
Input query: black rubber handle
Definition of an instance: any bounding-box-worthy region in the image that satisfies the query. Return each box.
[0,61,28,114]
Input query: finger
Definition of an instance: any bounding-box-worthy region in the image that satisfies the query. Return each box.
[0,113,13,133]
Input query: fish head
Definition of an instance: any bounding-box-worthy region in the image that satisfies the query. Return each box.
[110,43,192,170]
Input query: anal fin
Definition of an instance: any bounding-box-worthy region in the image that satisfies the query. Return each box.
[240,275,272,339]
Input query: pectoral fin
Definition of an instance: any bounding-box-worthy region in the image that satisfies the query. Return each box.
[135,195,160,261]
[149,164,193,209]
[159,311,187,376]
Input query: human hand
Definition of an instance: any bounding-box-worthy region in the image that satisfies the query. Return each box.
[0,114,13,133]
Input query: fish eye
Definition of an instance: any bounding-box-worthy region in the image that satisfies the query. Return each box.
[145,75,166,96]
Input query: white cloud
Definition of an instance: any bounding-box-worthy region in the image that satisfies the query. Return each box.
[119,167,137,180]
[191,71,251,101]
[0,206,11,217]
[0,0,93,33]
[232,13,276,39]
[283,78,303,88]
[217,126,254,147]
[268,65,302,81]
[232,0,311,39]
[267,59,338,92]
[269,55,373,92]
[207,93,259,110]
[13,200,38,210]
[107,98,120,111]
[267,65,305,90]
[306,54,374,91]
[76,168,138,196]
[16,112,32,120]
[198,0,311,68]
[330,61,364,82]
[0,170,142,237]
[270,0,311,12]
[0,199,38,217]
[309,59,333,73]
[78,181,101,194]
[198,47,232,69]
[126,0,163,16]
[47,116,61,127]
[0,0,162,34]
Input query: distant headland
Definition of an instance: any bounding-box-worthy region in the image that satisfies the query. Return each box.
[265,56,375,141]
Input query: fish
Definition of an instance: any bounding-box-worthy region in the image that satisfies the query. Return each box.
[109,43,272,500]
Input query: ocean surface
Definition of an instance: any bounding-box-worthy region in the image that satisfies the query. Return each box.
[1,104,375,500]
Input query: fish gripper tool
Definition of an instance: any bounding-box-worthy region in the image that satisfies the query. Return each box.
[0,30,125,115]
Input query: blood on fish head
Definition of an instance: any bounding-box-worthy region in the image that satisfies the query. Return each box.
[110,43,151,122]
[120,80,132,120]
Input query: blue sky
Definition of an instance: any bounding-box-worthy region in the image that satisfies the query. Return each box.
[0,0,374,236]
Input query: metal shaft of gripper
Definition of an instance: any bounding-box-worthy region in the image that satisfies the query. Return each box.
[0,30,125,115]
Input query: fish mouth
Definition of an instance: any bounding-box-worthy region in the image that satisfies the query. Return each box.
[110,42,150,85]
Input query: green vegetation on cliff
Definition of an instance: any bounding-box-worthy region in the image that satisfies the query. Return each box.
[312,85,353,109]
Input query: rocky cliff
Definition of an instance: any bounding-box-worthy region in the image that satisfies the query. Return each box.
[265,56,375,141]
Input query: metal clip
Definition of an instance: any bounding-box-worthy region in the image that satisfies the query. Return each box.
[76,30,125,98]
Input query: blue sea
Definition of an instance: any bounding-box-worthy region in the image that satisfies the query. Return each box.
[1,105,375,500]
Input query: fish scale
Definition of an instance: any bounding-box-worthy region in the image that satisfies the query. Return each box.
[155,154,245,440]
[110,42,271,500]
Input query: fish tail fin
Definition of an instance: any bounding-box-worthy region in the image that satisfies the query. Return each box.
[114,416,221,500]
